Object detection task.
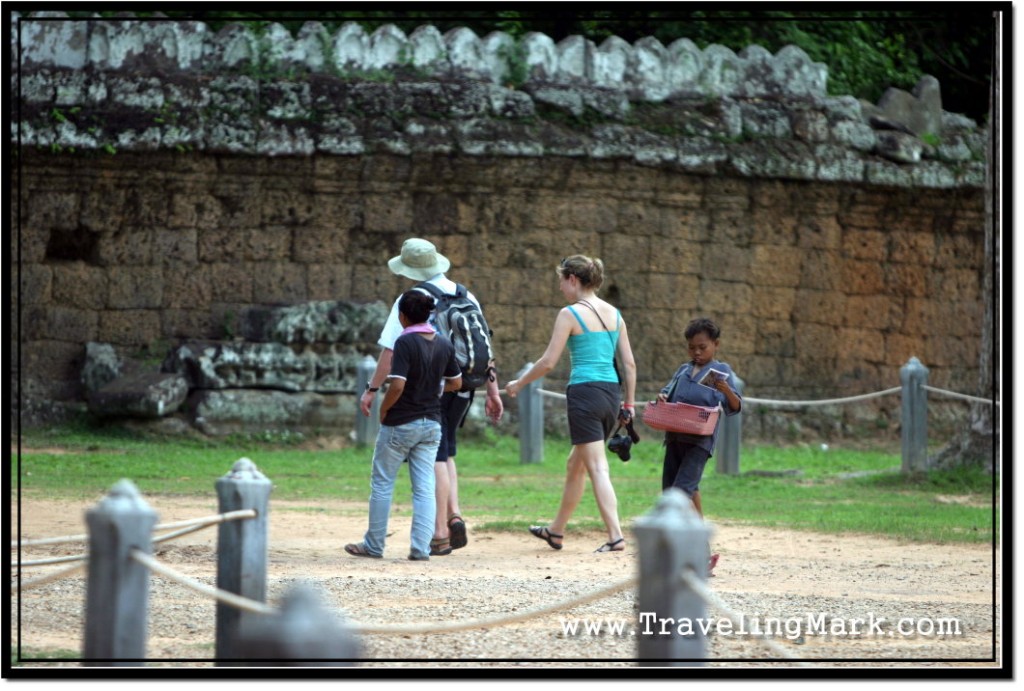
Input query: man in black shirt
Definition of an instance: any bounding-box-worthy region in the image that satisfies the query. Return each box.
[345,291,462,560]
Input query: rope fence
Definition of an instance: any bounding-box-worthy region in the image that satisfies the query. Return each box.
[130,549,277,616]
[679,568,810,666]
[500,357,996,474]
[14,464,900,665]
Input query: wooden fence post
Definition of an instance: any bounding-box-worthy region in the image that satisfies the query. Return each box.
[215,458,272,664]
[83,479,158,665]
[517,363,544,464]
[237,584,361,665]
[633,488,711,666]
[355,354,380,447]
[900,357,930,473]
[717,375,744,476]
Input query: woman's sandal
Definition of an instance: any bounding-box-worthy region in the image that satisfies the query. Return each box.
[595,537,625,553]
[448,514,468,550]
[430,537,453,556]
[344,542,382,559]
[529,525,563,550]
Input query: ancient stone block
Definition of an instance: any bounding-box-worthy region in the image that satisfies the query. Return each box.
[840,259,886,295]
[793,322,837,357]
[306,264,353,302]
[19,264,53,305]
[188,389,357,436]
[698,278,752,314]
[749,245,803,287]
[80,342,121,393]
[161,309,216,340]
[49,261,102,309]
[842,230,887,262]
[107,266,164,309]
[363,193,412,233]
[759,319,797,358]
[164,340,373,392]
[885,333,926,368]
[162,264,213,310]
[792,289,846,326]
[97,309,160,346]
[28,306,98,342]
[884,263,929,298]
[838,326,886,364]
[749,209,798,246]
[843,295,901,330]
[154,227,199,264]
[96,228,154,266]
[208,263,254,302]
[198,227,247,263]
[796,216,842,250]
[87,371,189,418]
[252,262,310,304]
[751,287,796,321]
[239,301,387,345]
[888,232,937,264]
[645,273,701,309]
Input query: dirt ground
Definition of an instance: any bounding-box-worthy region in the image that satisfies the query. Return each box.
[9,492,1002,672]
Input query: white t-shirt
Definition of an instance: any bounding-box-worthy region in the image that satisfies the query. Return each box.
[377,273,484,350]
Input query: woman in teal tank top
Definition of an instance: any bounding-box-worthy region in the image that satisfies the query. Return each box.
[505,255,638,553]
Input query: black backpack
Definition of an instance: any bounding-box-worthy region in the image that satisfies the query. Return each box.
[416,282,495,391]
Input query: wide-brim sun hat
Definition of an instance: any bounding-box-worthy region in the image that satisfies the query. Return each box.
[388,238,450,280]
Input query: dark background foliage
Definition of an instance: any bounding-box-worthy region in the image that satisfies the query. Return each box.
[67,7,999,123]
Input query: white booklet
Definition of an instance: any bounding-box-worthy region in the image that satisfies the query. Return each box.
[698,368,728,389]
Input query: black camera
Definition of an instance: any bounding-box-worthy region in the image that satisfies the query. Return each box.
[608,419,640,462]
[608,433,632,462]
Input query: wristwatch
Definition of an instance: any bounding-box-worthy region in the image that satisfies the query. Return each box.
[365,383,379,393]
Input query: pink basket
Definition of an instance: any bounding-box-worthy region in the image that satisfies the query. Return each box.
[642,401,720,435]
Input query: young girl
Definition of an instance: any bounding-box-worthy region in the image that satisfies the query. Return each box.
[656,317,742,573]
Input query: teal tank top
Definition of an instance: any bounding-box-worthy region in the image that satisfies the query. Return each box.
[566,305,620,385]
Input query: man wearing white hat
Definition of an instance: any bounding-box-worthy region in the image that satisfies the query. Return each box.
[360,238,504,556]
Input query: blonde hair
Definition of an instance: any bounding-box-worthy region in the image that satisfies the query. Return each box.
[557,255,604,289]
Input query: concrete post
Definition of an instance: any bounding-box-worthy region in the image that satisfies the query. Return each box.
[83,479,158,665]
[237,584,361,666]
[716,375,743,475]
[900,357,930,473]
[215,458,272,664]
[517,363,544,464]
[633,488,711,666]
[355,354,380,446]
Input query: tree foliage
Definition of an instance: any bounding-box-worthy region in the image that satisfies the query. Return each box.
[70,8,997,121]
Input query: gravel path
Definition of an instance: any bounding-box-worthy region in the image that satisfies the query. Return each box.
[11,496,1001,670]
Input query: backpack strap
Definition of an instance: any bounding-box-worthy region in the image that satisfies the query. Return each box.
[414,281,444,301]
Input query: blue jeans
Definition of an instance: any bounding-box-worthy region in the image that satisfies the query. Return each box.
[364,418,441,558]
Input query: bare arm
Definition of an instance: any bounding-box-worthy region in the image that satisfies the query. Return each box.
[504,308,575,397]
[484,360,504,423]
[617,319,637,409]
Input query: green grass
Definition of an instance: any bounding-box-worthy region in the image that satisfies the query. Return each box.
[11,423,997,545]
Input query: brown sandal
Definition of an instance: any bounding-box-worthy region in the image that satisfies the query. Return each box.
[430,537,452,556]
[448,514,468,550]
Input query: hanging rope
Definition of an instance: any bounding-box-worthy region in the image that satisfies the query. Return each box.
[679,568,811,666]
[11,509,257,549]
[922,385,998,406]
[130,549,276,616]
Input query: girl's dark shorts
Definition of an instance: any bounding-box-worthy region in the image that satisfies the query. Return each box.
[565,381,621,445]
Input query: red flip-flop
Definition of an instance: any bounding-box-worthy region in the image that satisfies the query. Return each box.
[708,553,720,577]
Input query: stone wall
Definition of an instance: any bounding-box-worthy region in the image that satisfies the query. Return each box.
[13,149,985,436]
[11,13,990,438]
